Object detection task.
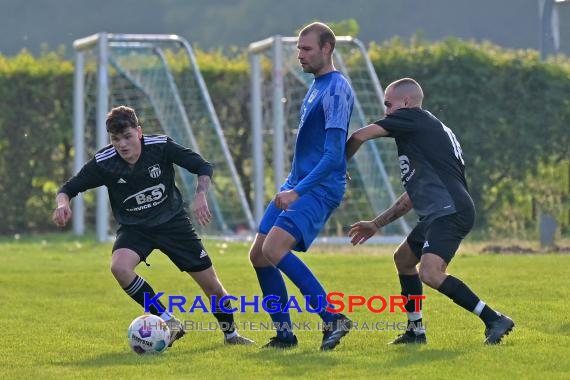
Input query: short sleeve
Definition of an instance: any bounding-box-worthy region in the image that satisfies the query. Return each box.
[374,108,420,137]
[322,76,354,132]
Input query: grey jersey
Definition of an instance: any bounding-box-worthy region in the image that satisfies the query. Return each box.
[374,108,474,222]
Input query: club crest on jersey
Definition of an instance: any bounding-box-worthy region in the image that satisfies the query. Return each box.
[308,89,319,103]
[148,164,161,179]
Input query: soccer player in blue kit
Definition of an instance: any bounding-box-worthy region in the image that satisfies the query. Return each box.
[248,22,355,350]
[346,78,514,345]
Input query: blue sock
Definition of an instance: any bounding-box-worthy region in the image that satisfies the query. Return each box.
[254,266,294,340]
[276,252,339,324]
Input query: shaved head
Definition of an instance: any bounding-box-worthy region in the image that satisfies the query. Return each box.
[383,78,424,115]
[386,78,424,107]
[386,78,424,106]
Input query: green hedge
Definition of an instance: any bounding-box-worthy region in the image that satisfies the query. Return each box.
[0,39,568,238]
[369,38,569,237]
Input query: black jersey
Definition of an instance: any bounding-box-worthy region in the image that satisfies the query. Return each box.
[374,108,474,223]
[59,134,213,227]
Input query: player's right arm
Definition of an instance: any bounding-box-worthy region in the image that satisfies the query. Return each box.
[345,123,390,160]
[53,193,72,227]
[52,159,106,227]
[348,192,413,245]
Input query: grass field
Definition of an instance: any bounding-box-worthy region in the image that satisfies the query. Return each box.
[1,234,569,379]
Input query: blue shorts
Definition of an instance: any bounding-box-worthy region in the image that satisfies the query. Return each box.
[258,191,339,252]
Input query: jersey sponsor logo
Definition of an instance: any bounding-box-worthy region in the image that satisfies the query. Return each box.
[199,250,208,258]
[123,184,168,212]
[399,155,416,185]
[117,178,127,184]
[148,164,161,178]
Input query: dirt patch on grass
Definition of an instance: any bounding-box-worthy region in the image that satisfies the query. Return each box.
[481,245,570,254]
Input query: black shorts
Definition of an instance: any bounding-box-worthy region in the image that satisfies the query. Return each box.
[406,207,475,264]
[112,213,212,272]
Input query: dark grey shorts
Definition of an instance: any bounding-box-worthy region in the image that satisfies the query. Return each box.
[113,213,212,272]
[406,207,475,264]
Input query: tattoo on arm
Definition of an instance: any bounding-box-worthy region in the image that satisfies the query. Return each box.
[196,175,211,194]
[373,192,413,228]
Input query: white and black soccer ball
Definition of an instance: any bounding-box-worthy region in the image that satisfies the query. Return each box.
[127,315,170,355]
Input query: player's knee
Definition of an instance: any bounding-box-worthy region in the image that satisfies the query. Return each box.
[249,234,268,266]
[393,250,405,269]
[418,264,442,288]
[394,248,415,272]
[260,243,272,259]
[249,245,264,266]
[260,244,282,264]
[110,262,133,283]
[203,283,225,299]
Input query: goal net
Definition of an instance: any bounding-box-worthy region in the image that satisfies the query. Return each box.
[73,33,254,241]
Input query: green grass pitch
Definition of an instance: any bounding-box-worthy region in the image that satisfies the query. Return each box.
[1,234,568,379]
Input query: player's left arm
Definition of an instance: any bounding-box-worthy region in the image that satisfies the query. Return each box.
[275,128,345,210]
[165,138,214,178]
[193,175,212,226]
[165,138,213,226]
[348,192,413,245]
[345,123,390,160]
[275,79,354,210]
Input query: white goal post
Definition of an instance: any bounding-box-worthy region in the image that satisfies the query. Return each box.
[73,33,255,242]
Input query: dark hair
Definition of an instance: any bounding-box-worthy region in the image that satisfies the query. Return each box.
[105,106,139,134]
[299,22,336,51]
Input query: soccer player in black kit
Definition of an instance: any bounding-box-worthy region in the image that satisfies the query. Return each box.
[52,106,253,347]
[346,78,514,345]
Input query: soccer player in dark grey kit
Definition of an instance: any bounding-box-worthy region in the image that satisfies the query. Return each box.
[52,105,253,347]
[346,78,514,345]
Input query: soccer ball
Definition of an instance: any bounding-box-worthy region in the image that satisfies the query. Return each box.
[127,315,171,355]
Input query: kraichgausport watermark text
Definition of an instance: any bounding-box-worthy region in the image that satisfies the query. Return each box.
[144,319,426,333]
[144,293,425,314]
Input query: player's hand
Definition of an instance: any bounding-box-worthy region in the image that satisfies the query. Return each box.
[274,189,299,211]
[52,204,72,227]
[348,220,379,245]
[193,192,212,226]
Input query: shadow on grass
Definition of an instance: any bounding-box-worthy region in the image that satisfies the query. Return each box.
[52,351,167,368]
[382,346,465,368]
[540,321,570,337]
[52,343,223,368]
[250,348,339,376]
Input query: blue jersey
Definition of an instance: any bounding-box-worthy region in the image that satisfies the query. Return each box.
[284,71,354,203]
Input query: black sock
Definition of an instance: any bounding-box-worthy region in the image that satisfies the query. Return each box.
[123,275,167,316]
[399,274,423,315]
[399,274,424,334]
[480,305,500,324]
[212,299,236,335]
[438,275,499,324]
